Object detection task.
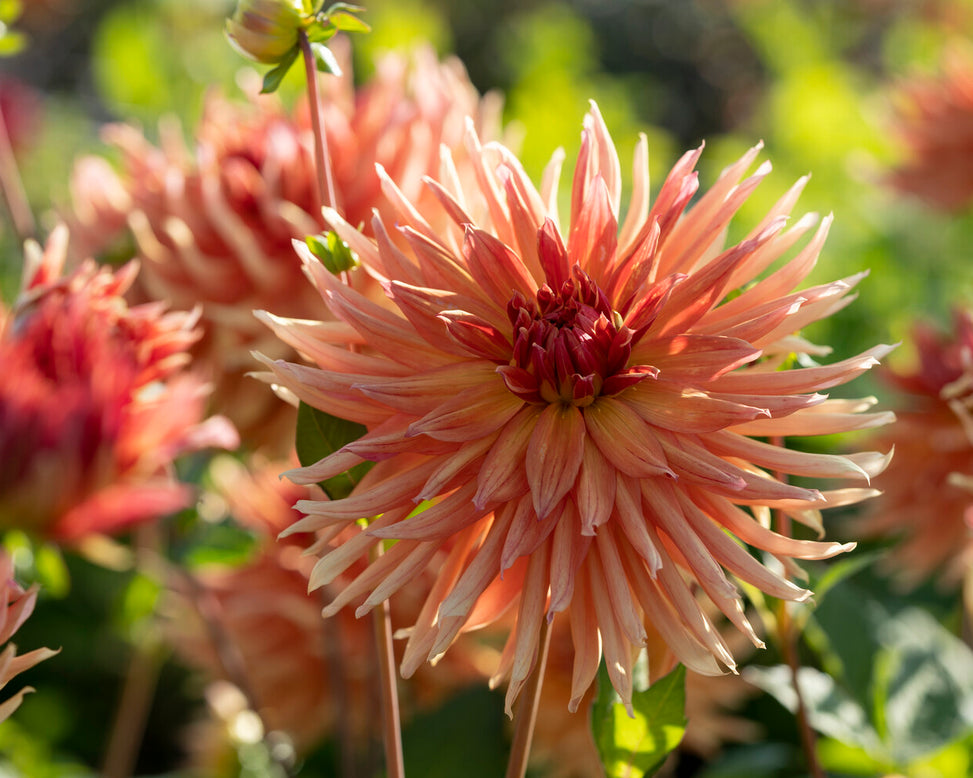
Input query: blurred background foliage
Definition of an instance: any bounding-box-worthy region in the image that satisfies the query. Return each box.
[2,0,973,776]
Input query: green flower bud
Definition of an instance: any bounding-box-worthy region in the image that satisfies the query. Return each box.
[226,0,304,64]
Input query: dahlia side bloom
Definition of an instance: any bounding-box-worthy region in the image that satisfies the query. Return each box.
[260,104,893,713]
[856,310,973,586]
[888,46,973,211]
[0,551,57,723]
[64,45,502,451]
[0,227,238,542]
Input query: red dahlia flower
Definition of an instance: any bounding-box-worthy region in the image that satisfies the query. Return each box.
[0,228,238,542]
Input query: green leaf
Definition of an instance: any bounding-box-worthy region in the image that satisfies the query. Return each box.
[310,40,342,76]
[260,47,298,93]
[328,10,371,33]
[592,661,687,777]
[306,231,359,273]
[743,665,882,755]
[304,21,337,44]
[295,401,373,500]
[33,543,70,599]
[0,27,25,56]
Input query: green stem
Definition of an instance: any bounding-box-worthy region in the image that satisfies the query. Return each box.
[371,546,405,778]
[298,28,337,213]
[504,617,553,778]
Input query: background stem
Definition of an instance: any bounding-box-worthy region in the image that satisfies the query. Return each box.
[299,29,337,214]
[504,617,553,778]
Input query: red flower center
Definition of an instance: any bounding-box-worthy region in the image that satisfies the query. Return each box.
[498,267,652,407]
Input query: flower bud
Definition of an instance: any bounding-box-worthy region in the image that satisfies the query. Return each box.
[226,0,304,64]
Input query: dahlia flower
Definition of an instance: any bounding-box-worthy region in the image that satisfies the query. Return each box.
[0,227,238,542]
[856,310,973,586]
[65,46,501,450]
[0,551,57,723]
[260,104,893,713]
[888,46,973,211]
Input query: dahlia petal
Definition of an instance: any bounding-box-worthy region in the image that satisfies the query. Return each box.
[708,344,895,395]
[319,207,384,270]
[730,403,895,436]
[355,361,500,414]
[505,542,551,716]
[371,483,487,540]
[539,147,566,229]
[385,281,480,356]
[422,175,474,229]
[417,432,499,500]
[587,549,635,715]
[370,212,427,288]
[663,145,768,275]
[355,541,441,617]
[648,144,704,250]
[495,158,547,276]
[463,120,517,249]
[537,217,571,290]
[617,132,650,256]
[322,537,425,617]
[690,491,855,560]
[610,217,662,315]
[574,437,617,534]
[400,523,481,678]
[548,501,591,615]
[645,481,740,601]
[286,460,440,531]
[595,527,648,645]
[583,397,673,479]
[307,511,401,590]
[500,495,559,572]
[525,403,586,518]
[673,490,811,601]
[462,226,538,307]
[630,334,762,380]
[397,225,480,300]
[568,175,619,287]
[613,475,663,573]
[620,379,769,433]
[407,380,525,442]
[618,542,726,676]
[705,430,892,483]
[567,563,603,712]
[467,554,528,631]
[439,310,514,362]
[475,405,539,508]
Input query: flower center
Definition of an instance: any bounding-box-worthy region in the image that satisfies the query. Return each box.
[498,267,651,407]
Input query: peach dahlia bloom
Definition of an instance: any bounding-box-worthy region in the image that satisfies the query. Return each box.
[0,551,56,723]
[260,104,893,713]
[856,310,973,585]
[65,46,500,450]
[888,46,973,211]
[0,228,238,542]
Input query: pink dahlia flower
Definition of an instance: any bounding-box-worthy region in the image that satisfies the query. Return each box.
[65,46,501,451]
[856,310,973,586]
[0,551,57,723]
[888,46,973,211]
[0,227,238,542]
[260,104,893,713]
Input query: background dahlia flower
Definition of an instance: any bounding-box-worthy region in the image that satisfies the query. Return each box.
[0,551,57,723]
[856,309,973,586]
[167,455,489,760]
[65,45,501,451]
[0,227,238,542]
[260,103,893,713]
[888,45,973,211]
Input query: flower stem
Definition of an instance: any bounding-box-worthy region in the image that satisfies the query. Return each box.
[101,633,163,778]
[298,28,337,214]
[372,590,405,778]
[0,102,35,242]
[770,436,824,778]
[504,617,553,778]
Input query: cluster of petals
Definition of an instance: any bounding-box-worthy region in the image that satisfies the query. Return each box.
[857,309,973,585]
[0,227,238,542]
[0,551,57,723]
[64,45,501,449]
[261,103,894,713]
[168,456,488,757]
[888,46,973,211]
